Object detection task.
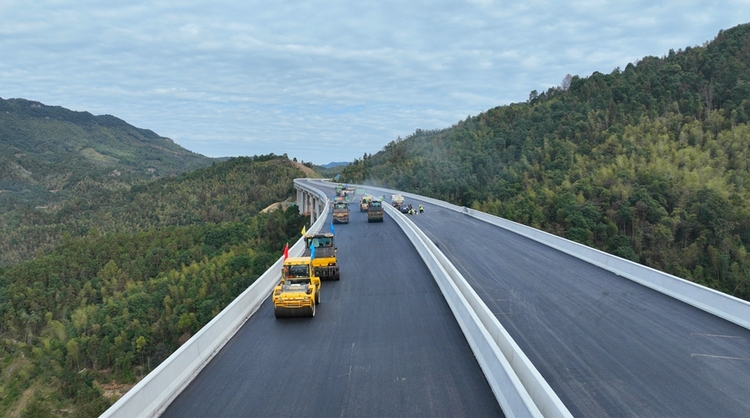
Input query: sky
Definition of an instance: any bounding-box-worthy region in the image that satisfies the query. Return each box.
[2,1,749,165]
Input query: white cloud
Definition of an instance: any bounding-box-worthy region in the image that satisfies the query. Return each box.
[1,1,749,163]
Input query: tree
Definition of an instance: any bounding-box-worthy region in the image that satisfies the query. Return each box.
[562,74,573,91]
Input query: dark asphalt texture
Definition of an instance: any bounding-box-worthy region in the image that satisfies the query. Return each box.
[381,190,750,417]
[162,199,503,418]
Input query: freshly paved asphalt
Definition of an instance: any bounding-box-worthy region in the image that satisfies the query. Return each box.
[344,182,750,417]
[162,196,502,417]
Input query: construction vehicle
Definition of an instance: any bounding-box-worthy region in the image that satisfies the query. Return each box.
[332,200,350,223]
[367,199,384,222]
[336,184,356,197]
[359,195,374,212]
[303,232,340,280]
[391,194,404,208]
[273,257,321,318]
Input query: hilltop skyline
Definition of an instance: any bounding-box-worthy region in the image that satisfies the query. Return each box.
[2,1,749,164]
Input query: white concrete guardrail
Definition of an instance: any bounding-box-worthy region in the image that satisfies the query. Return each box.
[383,202,571,418]
[102,184,331,417]
[345,181,750,331]
[296,179,568,417]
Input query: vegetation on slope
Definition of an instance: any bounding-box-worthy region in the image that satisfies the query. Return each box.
[0,97,215,217]
[0,154,303,265]
[340,23,750,301]
[0,156,308,417]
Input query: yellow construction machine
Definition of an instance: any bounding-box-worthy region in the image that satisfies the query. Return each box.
[273,257,321,318]
[367,199,384,222]
[359,195,374,212]
[303,232,340,280]
[332,200,350,223]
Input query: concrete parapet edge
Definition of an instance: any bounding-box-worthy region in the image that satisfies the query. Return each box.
[383,202,570,417]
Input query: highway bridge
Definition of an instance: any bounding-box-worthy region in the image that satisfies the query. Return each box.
[104,179,750,417]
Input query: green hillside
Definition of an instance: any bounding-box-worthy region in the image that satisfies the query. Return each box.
[0,98,224,265]
[0,155,308,416]
[0,97,214,215]
[0,154,307,264]
[341,23,750,301]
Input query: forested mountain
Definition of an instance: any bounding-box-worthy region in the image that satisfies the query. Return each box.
[0,97,215,214]
[0,155,309,416]
[341,23,750,301]
[312,162,346,179]
[0,153,303,265]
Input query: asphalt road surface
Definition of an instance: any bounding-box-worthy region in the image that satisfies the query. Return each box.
[370,187,750,417]
[162,200,502,417]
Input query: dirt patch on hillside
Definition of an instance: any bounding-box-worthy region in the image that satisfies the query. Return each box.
[261,200,297,213]
[291,161,320,178]
[100,381,137,401]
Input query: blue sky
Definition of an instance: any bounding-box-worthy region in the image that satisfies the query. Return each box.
[2,1,749,165]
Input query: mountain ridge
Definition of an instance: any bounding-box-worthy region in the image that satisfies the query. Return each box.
[0,97,215,212]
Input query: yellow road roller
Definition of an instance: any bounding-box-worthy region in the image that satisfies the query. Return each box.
[273,256,321,318]
[303,232,340,280]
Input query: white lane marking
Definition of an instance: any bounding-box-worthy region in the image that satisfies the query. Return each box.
[690,333,744,339]
[691,353,750,361]
[338,344,356,377]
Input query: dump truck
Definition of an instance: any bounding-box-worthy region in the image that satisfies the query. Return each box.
[273,256,321,318]
[391,194,404,208]
[332,200,350,223]
[367,199,384,222]
[303,232,340,280]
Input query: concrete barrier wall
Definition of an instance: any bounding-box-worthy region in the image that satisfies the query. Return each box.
[102,184,330,417]
[383,203,570,418]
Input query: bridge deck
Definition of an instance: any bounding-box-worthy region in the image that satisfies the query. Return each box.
[162,204,501,417]
[405,195,750,417]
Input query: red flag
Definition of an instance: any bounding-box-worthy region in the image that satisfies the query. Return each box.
[283,242,289,260]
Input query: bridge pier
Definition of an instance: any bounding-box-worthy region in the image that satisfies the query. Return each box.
[296,184,328,226]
